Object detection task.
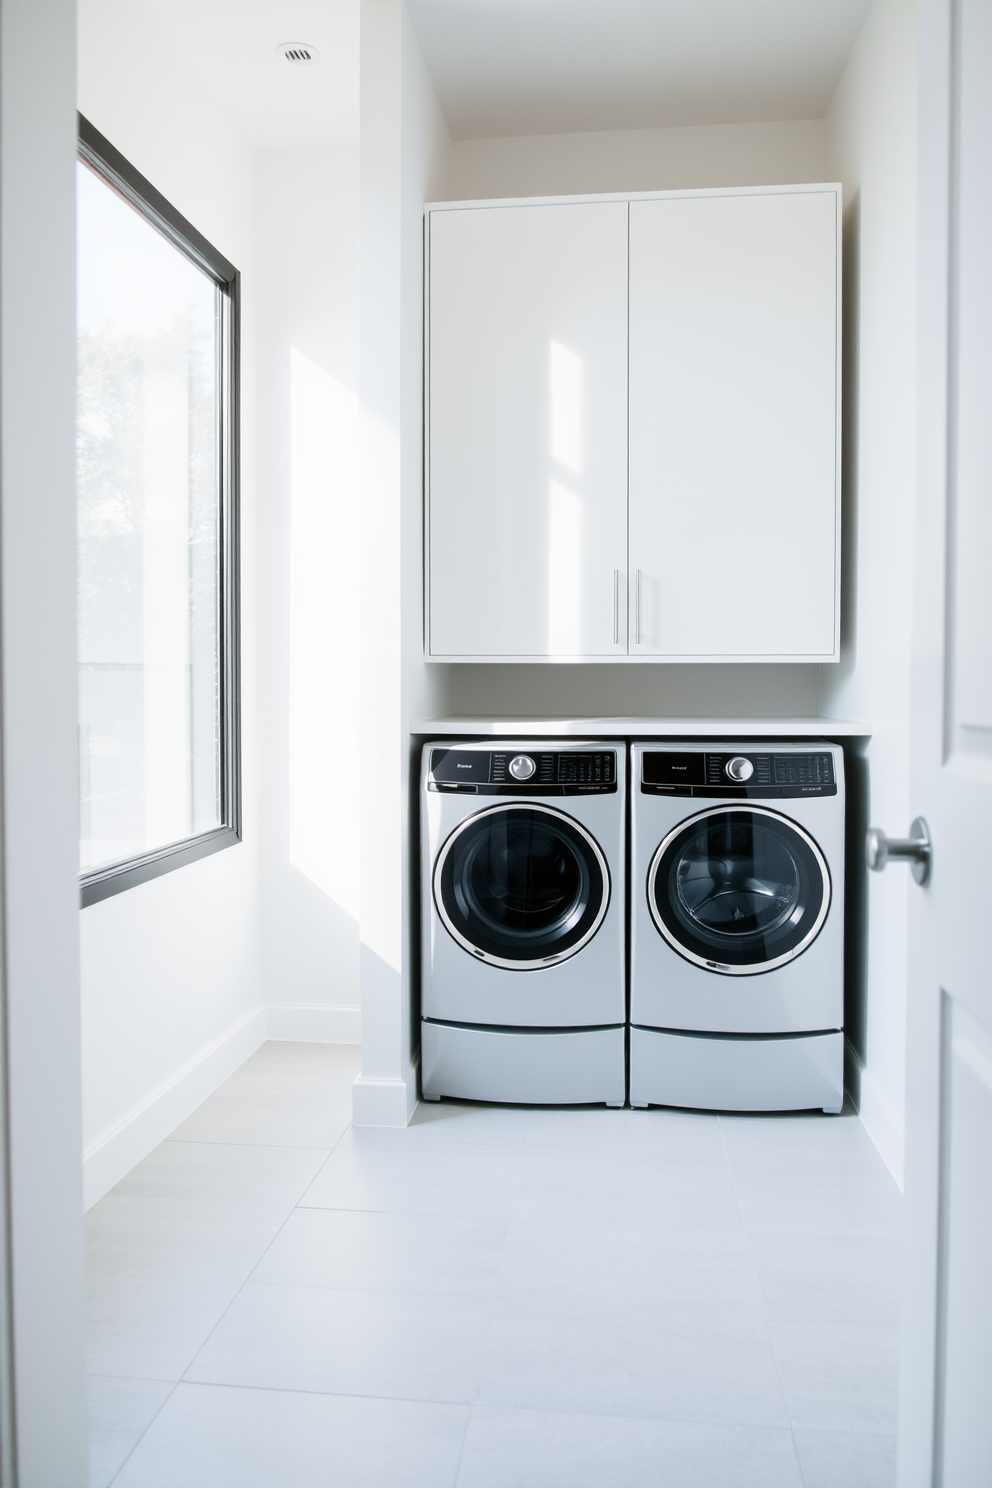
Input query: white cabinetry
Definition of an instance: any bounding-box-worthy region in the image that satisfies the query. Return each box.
[426,186,841,663]
[428,201,629,659]
[628,190,840,660]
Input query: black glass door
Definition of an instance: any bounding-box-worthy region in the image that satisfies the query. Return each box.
[435,804,609,969]
[648,806,830,974]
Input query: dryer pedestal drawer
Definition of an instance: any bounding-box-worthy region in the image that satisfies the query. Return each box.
[629,1026,843,1113]
[422,1022,625,1106]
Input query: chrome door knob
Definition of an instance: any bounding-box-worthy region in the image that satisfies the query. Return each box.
[509,754,536,781]
[725,756,754,782]
[865,817,932,886]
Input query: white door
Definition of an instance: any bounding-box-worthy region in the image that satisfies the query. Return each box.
[894,2,992,1481]
[628,189,840,661]
[428,201,628,660]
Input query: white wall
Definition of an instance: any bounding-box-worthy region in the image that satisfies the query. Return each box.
[821,0,918,1185]
[255,145,362,1041]
[354,0,451,1124]
[78,9,367,1201]
[78,8,264,1205]
[0,0,88,1477]
[449,118,825,201]
[448,664,822,721]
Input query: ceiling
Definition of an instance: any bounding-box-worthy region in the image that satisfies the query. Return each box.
[406,0,873,140]
[78,0,359,150]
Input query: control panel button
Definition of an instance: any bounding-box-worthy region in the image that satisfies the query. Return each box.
[509,754,536,781]
[725,756,754,783]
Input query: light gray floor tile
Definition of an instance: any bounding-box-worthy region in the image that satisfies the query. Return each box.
[87,1045,905,1482]
[511,1146,744,1232]
[526,1106,727,1163]
[792,1428,897,1488]
[251,1205,507,1297]
[113,1140,330,1211]
[497,1215,763,1318]
[207,1041,361,1096]
[87,1195,291,1286]
[408,1099,534,1149]
[732,1171,903,1237]
[185,1280,491,1403]
[169,1091,353,1149]
[167,1042,358,1149]
[477,1298,790,1425]
[87,1375,174,1488]
[720,1113,892,1179]
[770,1325,900,1433]
[748,1231,902,1331]
[112,1383,469,1488]
[457,1408,804,1488]
[299,1131,523,1217]
[87,1271,244,1381]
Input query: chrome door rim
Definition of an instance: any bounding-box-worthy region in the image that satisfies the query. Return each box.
[646,804,831,976]
[434,801,611,970]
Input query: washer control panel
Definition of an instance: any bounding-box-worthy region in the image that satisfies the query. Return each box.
[430,748,617,796]
[641,750,837,799]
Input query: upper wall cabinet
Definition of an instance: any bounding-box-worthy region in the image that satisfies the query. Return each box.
[428,201,629,659]
[628,190,840,661]
[426,185,841,663]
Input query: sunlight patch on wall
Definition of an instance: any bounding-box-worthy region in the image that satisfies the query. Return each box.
[289,348,360,919]
[548,339,584,654]
[548,480,583,655]
[550,338,583,474]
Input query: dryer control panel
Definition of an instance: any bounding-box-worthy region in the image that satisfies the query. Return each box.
[430,749,618,796]
[641,750,837,799]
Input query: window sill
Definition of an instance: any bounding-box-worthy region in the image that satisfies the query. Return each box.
[79,825,242,908]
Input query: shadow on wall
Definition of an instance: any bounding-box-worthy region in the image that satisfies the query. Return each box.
[837,190,868,1102]
[836,189,862,686]
[843,742,870,1090]
[408,738,425,1078]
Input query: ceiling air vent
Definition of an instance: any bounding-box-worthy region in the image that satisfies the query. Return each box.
[277,41,320,65]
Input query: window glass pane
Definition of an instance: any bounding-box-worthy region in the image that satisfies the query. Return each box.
[77,159,222,872]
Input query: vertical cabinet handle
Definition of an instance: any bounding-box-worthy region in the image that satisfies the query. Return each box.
[613,570,619,645]
[636,570,642,646]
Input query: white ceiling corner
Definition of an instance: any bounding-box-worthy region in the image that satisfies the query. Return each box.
[405,0,872,140]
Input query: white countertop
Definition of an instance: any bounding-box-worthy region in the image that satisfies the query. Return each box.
[412,716,871,738]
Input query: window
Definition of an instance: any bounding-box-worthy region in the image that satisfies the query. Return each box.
[77,116,240,906]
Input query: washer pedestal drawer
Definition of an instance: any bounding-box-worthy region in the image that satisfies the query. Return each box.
[422,1022,625,1106]
[629,1026,843,1113]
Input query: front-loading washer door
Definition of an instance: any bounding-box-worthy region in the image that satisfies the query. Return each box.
[434,803,610,970]
[648,806,830,976]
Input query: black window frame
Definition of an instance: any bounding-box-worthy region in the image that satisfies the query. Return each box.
[77,114,242,908]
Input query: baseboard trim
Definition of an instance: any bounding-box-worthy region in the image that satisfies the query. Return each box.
[266,1003,361,1044]
[845,1037,905,1189]
[82,1004,268,1210]
[352,1053,419,1128]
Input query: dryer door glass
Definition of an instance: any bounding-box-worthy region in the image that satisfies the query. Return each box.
[435,804,609,970]
[648,807,830,974]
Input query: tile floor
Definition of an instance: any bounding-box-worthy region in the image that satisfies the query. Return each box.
[87,1041,902,1487]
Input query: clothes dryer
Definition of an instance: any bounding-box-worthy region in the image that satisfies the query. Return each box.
[630,740,845,1113]
[421,741,625,1105]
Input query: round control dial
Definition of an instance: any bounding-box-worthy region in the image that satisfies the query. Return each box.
[725,756,754,783]
[509,754,537,781]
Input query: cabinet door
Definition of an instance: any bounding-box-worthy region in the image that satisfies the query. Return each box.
[628,190,840,660]
[428,202,628,659]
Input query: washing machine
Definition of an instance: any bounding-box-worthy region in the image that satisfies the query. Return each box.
[630,740,845,1113]
[421,740,625,1105]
